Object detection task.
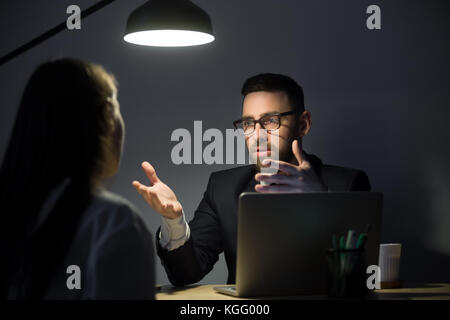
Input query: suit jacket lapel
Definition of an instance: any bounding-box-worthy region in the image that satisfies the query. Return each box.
[242,167,257,193]
[303,150,323,177]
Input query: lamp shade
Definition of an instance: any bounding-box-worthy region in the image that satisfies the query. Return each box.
[124,0,215,47]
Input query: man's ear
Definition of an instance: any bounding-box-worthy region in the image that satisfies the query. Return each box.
[298,110,312,137]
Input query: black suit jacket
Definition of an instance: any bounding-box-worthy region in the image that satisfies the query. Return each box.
[156,152,371,286]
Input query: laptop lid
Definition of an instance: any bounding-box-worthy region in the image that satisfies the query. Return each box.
[235,192,383,297]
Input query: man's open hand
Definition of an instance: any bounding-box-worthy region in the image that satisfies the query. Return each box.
[132,162,183,219]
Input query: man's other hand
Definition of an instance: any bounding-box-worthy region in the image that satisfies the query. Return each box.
[254,140,327,193]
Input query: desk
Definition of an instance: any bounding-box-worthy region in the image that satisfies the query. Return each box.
[156,283,450,300]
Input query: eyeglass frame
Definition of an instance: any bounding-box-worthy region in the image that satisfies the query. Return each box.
[232,110,302,135]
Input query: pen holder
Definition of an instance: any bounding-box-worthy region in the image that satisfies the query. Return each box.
[326,248,367,299]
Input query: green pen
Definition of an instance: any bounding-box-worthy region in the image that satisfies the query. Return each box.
[342,230,353,274]
[356,233,367,249]
[345,230,355,249]
[339,236,345,250]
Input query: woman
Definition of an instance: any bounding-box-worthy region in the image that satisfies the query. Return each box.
[0,58,155,299]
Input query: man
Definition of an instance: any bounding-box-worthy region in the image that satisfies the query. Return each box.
[132,73,370,286]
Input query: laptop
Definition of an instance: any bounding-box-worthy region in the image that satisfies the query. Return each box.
[214,192,383,298]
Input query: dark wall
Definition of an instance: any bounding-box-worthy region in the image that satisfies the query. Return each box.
[1,0,449,284]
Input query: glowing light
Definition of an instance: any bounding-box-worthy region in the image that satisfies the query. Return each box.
[124,29,215,47]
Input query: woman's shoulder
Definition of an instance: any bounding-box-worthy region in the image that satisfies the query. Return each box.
[46,188,154,299]
[80,188,150,237]
[92,188,139,213]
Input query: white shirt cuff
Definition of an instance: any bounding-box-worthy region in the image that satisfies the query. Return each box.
[159,210,190,251]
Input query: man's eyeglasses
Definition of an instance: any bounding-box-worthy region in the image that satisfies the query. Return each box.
[233,110,301,135]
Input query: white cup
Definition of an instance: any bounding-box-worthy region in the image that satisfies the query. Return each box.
[378,243,402,287]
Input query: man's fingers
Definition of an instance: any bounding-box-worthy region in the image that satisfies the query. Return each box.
[255,173,301,185]
[292,139,303,165]
[277,161,298,175]
[132,180,144,189]
[142,161,159,184]
[133,181,154,198]
[263,159,298,175]
[132,181,145,197]
[132,180,158,203]
[138,186,164,209]
[255,183,296,193]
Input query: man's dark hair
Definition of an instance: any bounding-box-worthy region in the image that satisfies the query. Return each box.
[241,73,305,112]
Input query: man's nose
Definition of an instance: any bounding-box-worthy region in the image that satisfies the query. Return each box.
[254,123,268,144]
[254,122,261,138]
